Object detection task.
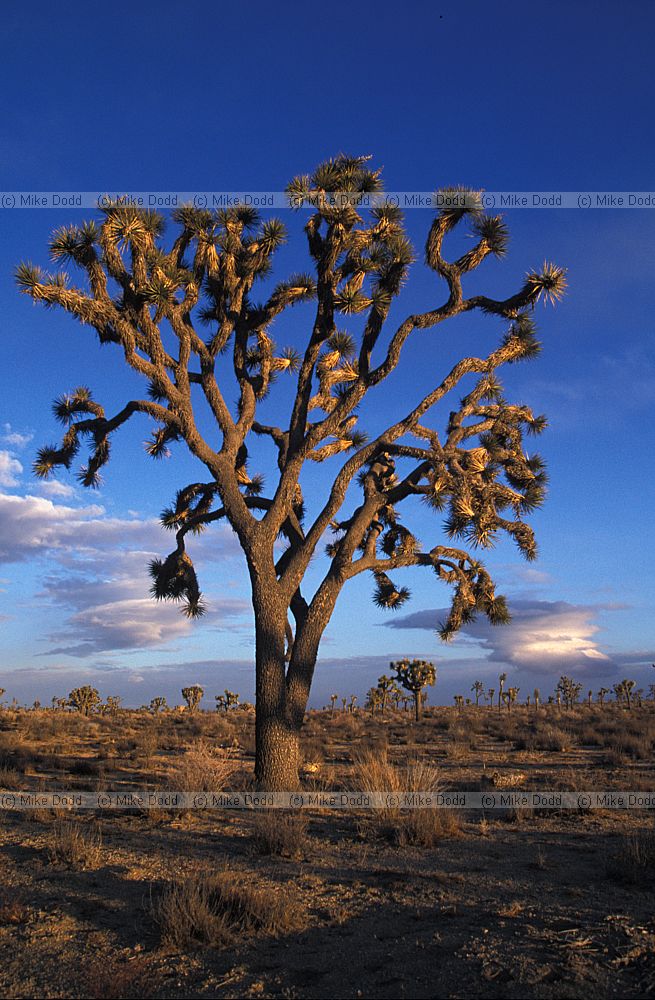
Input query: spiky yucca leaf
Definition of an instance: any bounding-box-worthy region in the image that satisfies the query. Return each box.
[334,289,371,314]
[51,387,95,424]
[525,262,568,306]
[259,218,287,254]
[372,572,411,610]
[15,262,44,289]
[472,215,509,256]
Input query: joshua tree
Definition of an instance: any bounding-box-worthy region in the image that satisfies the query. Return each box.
[18,155,564,788]
[150,696,168,713]
[365,686,382,713]
[533,687,540,710]
[557,675,582,710]
[506,686,519,712]
[454,694,464,712]
[392,658,436,721]
[376,674,400,715]
[471,680,484,706]
[104,695,122,716]
[181,684,204,713]
[614,679,636,710]
[215,689,240,712]
[648,684,655,702]
[329,693,339,716]
[498,673,507,711]
[348,694,358,713]
[598,687,610,706]
[487,687,495,708]
[68,685,101,716]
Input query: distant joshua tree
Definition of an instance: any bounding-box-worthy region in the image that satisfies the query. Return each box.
[68,686,101,716]
[19,155,564,788]
[533,687,540,710]
[506,686,520,712]
[215,690,239,712]
[104,695,122,716]
[392,659,436,721]
[365,687,382,713]
[150,696,168,713]
[181,685,204,713]
[487,688,495,709]
[556,675,582,710]
[454,694,464,712]
[376,674,400,715]
[471,680,484,706]
[614,679,636,710]
[597,687,610,707]
[498,672,507,711]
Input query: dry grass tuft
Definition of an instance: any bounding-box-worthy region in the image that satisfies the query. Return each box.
[172,741,238,793]
[606,827,655,884]
[251,810,309,858]
[151,869,305,950]
[354,750,458,844]
[47,818,102,869]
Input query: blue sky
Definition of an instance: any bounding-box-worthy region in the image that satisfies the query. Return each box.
[1,0,654,707]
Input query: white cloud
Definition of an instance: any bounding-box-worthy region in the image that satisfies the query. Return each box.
[36,480,76,499]
[1,425,33,450]
[0,452,23,488]
[0,488,246,657]
[386,600,618,678]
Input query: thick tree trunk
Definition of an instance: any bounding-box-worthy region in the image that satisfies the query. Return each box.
[250,566,335,791]
[252,587,324,790]
[255,713,301,790]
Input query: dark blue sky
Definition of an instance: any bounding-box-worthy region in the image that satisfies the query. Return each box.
[1,0,654,707]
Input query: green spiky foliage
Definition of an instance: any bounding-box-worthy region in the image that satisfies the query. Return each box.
[215,689,239,712]
[471,679,485,706]
[17,156,566,789]
[613,678,636,710]
[181,684,204,712]
[375,673,401,715]
[391,659,436,721]
[556,675,582,709]
[68,685,101,716]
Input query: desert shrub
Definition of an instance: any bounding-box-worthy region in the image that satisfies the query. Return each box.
[613,734,652,761]
[251,810,309,858]
[0,887,29,926]
[300,736,325,765]
[48,819,102,868]
[396,805,462,846]
[81,956,155,999]
[0,765,22,789]
[606,828,655,884]
[70,757,103,776]
[172,742,238,792]
[514,724,572,752]
[446,725,474,759]
[151,870,305,949]
[354,751,454,843]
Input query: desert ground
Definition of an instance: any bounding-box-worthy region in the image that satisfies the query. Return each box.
[0,702,653,999]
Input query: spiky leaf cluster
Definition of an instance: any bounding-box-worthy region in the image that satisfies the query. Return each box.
[149,550,205,618]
